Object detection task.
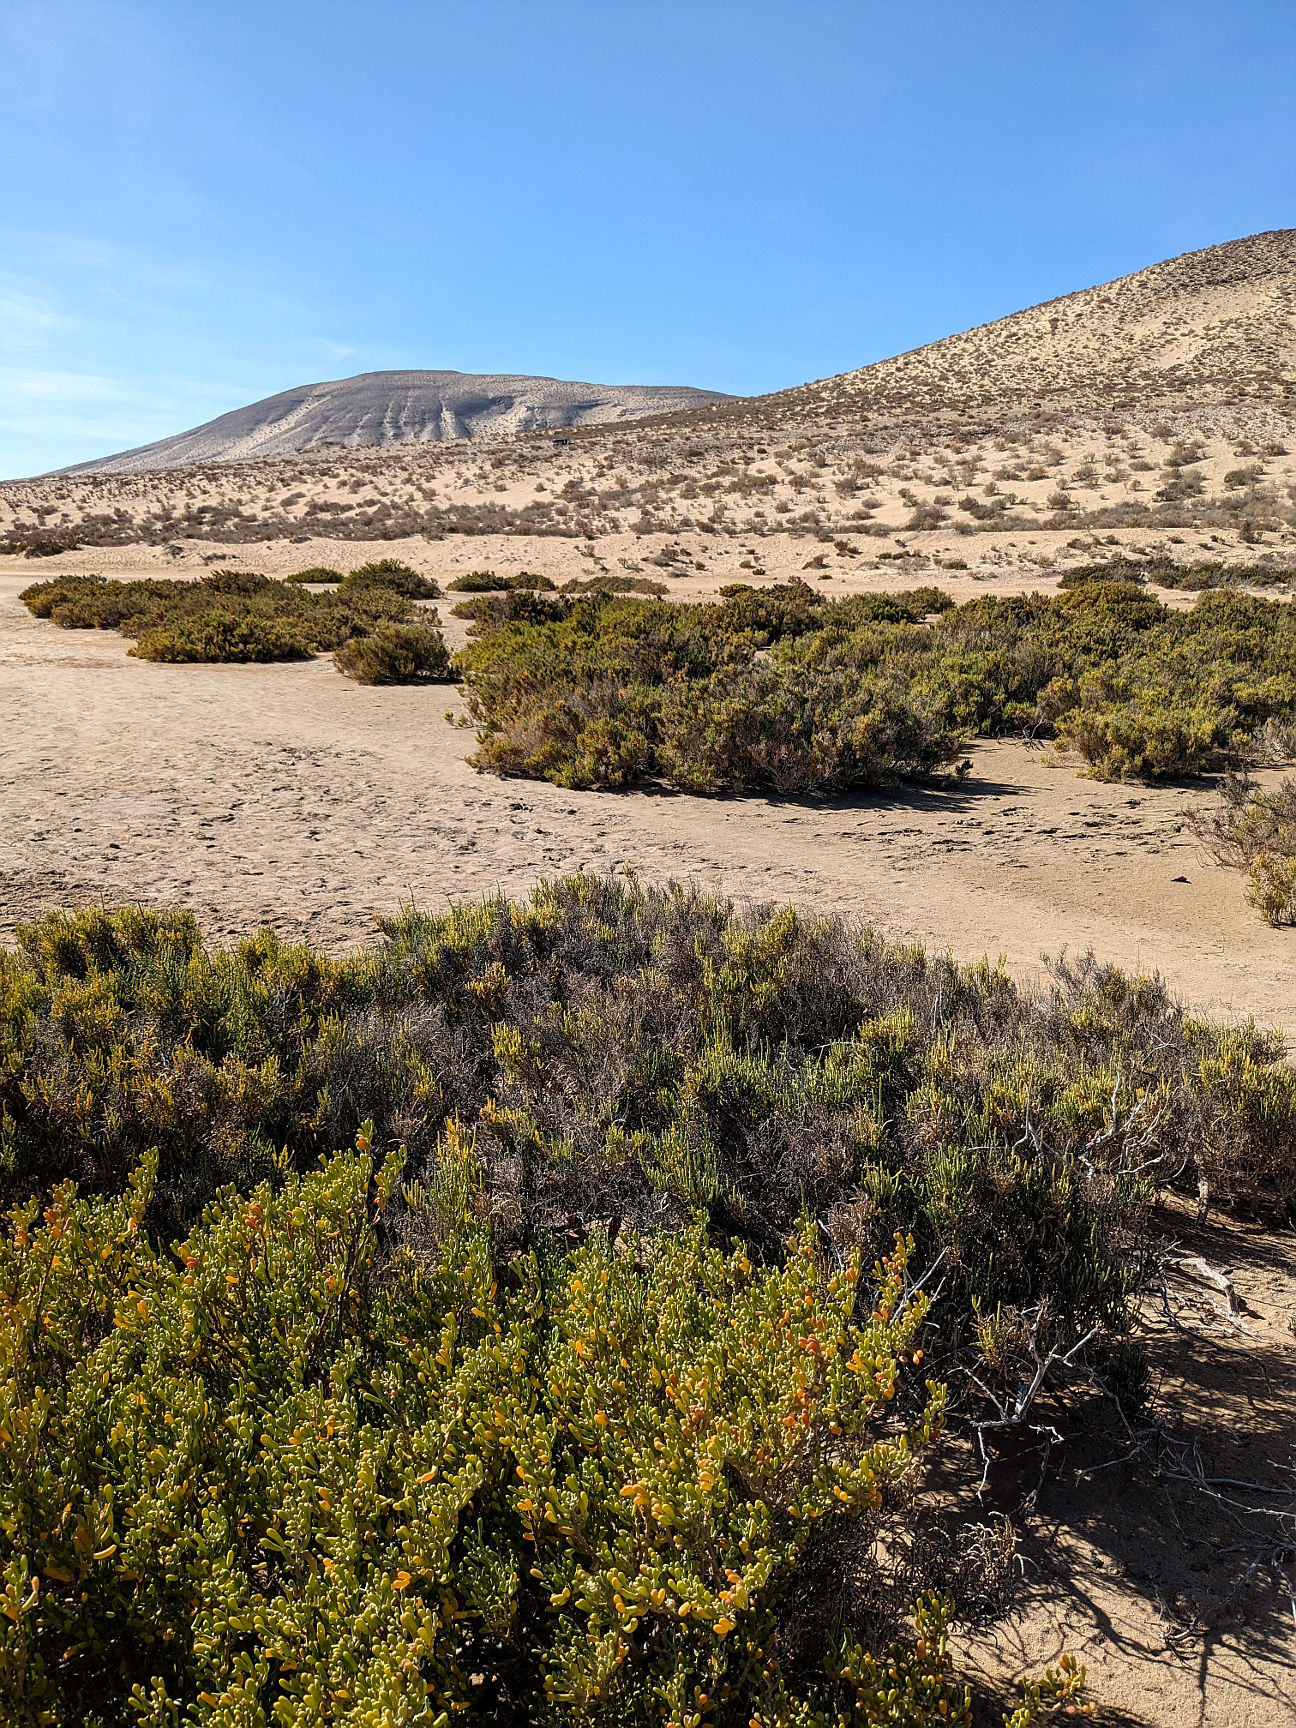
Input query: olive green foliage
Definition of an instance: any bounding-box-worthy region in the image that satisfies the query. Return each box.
[20,572,421,666]
[1057,563,1147,589]
[1059,556,1293,592]
[460,585,965,794]
[448,571,558,593]
[0,1141,1095,1727]
[3,877,1290,1297]
[1193,772,1296,925]
[19,870,1296,1721]
[560,574,670,598]
[284,565,345,584]
[450,590,573,635]
[459,579,1296,789]
[334,622,454,685]
[341,560,442,599]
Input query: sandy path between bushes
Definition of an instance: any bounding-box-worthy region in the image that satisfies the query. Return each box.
[2,562,1294,1034]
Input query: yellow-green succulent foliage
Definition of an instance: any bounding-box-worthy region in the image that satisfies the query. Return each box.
[0,1136,1091,1725]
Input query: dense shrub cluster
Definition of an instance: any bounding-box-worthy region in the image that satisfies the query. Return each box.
[459,586,964,793]
[0,1145,1094,1725]
[19,569,441,667]
[10,873,1295,1719]
[1056,556,1293,592]
[448,571,558,593]
[3,877,1291,1274]
[458,579,1296,788]
[334,622,454,684]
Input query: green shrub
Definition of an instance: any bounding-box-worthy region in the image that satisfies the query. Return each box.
[1058,561,1148,588]
[448,569,506,592]
[457,579,1296,789]
[283,564,344,583]
[342,559,441,598]
[1246,853,1296,924]
[560,573,669,597]
[447,570,557,593]
[130,609,315,663]
[657,663,962,793]
[0,1135,1090,1726]
[450,590,573,635]
[20,573,423,666]
[17,531,82,557]
[459,595,963,792]
[29,573,1296,788]
[1193,773,1296,924]
[333,622,453,684]
[1058,557,1294,592]
[2,876,1290,1277]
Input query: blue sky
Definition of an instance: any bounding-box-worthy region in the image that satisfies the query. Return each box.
[2,1,1294,478]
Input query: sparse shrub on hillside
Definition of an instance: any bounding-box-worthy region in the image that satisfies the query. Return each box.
[17,531,82,556]
[333,621,453,683]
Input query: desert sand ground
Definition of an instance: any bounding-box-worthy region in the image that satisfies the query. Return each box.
[4,535,1296,1035]
[4,538,1296,1723]
[961,1199,1296,1728]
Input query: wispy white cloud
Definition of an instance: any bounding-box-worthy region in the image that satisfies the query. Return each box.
[0,287,64,350]
[0,366,136,404]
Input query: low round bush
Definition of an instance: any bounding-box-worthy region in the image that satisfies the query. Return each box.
[448,570,557,593]
[283,564,344,584]
[333,621,453,683]
[129,609,314,663]
[342,559,441,598]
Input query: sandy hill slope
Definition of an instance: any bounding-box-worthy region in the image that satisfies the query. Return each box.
[6,231,1295,559]
[60,369,735,475]
[732,228,1296,428]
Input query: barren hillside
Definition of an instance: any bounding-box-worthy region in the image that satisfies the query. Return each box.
[3,231,1295,570]
[58,370,735,476]
[745,227,1296,426]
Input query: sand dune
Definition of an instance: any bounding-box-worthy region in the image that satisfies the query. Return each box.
[5,233,1295,561]
[743,227,1296,424]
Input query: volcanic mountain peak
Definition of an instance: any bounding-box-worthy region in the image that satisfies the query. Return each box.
[60,369,735,476]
